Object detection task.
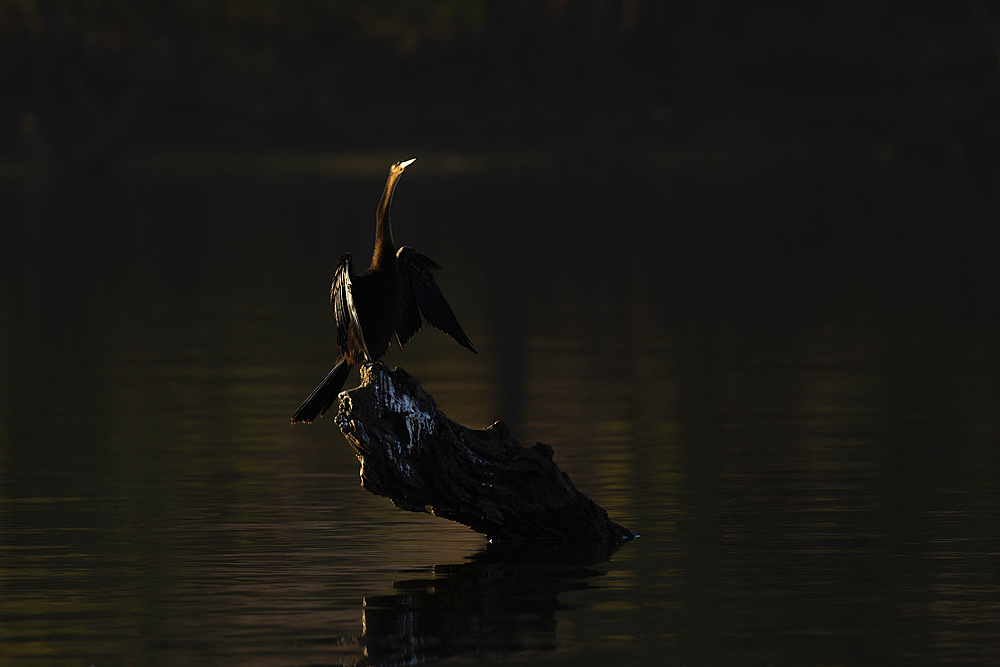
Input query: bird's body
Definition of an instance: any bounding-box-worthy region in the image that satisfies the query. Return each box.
[345,266,402,363]
[292,158,475,424]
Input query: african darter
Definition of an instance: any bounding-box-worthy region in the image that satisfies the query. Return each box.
[291,158,476,424]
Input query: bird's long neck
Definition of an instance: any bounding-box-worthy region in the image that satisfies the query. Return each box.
[370,169,403,272]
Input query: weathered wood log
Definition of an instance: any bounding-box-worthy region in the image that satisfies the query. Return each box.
[334,362,636,542]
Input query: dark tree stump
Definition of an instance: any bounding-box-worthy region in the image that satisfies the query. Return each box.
[334,362,636,542]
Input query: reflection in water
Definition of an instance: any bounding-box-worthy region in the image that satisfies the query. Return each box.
[360,541,622,666]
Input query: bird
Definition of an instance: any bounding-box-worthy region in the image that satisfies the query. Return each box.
[291,157,476,424]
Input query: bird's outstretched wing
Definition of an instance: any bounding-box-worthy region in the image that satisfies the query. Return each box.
[395,246,476,353]
[331,252,372,361]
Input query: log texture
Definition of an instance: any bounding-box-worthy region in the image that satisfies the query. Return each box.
[334,363,636,542]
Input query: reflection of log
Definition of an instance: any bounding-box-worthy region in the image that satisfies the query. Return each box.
[359,540,622,665]
[335,363,635,542]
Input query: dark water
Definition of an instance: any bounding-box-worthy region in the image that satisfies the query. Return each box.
[1,154,998,665]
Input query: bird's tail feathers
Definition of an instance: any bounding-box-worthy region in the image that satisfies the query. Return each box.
[291,359,352,424]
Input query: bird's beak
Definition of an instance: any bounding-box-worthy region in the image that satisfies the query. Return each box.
[398,158,417,169]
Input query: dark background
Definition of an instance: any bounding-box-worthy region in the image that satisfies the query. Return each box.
[3,0,999,164]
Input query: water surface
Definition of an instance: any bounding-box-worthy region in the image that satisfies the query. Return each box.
[0,155,997,665]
